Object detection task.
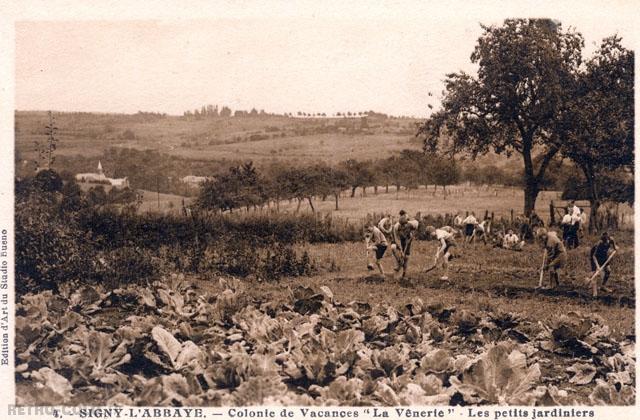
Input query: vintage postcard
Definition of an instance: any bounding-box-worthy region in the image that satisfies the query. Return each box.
[0,0,637,418]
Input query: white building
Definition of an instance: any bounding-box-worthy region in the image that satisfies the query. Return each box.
[181,175,210,186]
[76,161,129,188]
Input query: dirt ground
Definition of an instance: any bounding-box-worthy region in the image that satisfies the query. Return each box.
[195,232,635,340]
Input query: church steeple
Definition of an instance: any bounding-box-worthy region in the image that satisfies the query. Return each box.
[97,161,104,175]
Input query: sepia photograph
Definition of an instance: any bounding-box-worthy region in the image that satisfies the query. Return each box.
[5,0,636,410]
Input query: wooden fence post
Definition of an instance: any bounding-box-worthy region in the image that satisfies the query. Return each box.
[549,200,555,226]
[510,209,514,225]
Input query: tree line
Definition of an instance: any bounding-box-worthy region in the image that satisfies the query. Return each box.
[182,104,408,120]
[194,151,523,213]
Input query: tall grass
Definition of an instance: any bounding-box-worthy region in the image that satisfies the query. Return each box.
[79,209,362,250]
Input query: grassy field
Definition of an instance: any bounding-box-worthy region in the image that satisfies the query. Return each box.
[15,111,424,165]
[136,189,194,213]
[139,184,562,220]
[279,185,563,221]
[185,133,421,164]
[240,184,633,228]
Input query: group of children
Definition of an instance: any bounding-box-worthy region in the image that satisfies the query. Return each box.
[364,208,619,296]
[454,211,525,251]
[365,210,467,281]
[365,210,420,279]
[535,227,617,296]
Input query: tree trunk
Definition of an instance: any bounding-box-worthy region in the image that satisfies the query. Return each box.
[295,198,302,213]
[351,186,357,198]
[523,182,538,217]
[385,184,389,193]
[307,196,315,212]
[334,193,339,210]
[374,185,378,194]
[522,139,539,216]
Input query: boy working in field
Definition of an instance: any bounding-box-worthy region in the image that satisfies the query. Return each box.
[378,213,394,236]
[425,225,457,280]
[536,228,567,289]
[474,218,490,245]
[365,222,388,276]
[462,212,478,245]
[391,210,419,278]
[589,232,617,293]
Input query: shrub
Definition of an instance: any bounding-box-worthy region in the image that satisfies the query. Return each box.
[257,245,316,280]
[95,246,159,288]
[33,169,63,192]
[15,193,94,294]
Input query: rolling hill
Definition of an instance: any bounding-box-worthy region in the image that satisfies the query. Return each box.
[15,111,423,166]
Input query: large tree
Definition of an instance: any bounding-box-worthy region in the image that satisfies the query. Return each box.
[418,19,583,215]
[561,36,634,231]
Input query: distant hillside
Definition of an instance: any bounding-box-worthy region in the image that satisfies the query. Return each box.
[14,111,423,166]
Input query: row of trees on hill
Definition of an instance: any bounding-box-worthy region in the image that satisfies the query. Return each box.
[182,105,398,120]
[194,153,522,213]
[419,19,633,229]
[184,105,233,119]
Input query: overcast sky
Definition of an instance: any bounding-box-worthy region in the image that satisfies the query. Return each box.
[14,7,636,117]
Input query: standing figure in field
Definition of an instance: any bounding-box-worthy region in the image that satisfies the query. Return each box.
[536,228,567,289]
[365,222,388,276]
[570,200,581,219]
[426,225,457,280]
[567,206,582,249]
[590,232,618,294]
[462,212,478,245]
[391,210,419,279]
[579,208,588,238]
